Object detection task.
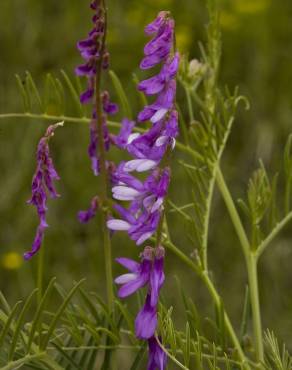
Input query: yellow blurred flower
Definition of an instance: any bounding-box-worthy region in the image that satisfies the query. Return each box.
[1,252,23,270]
[234,0,270,14]
[219,10,239,31]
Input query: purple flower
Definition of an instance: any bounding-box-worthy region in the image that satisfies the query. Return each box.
[115,246,153,297]
[78,196,100,223]
[114,246,165,339]
[138,80,176,123]
[107,205,161,245]
[135,294,157,339]
[138,53,179,95]
[114,119,136,149]
[147,337,167,370]
[24,122,63,260]
[150,246,165,306]
[102,91,119,115]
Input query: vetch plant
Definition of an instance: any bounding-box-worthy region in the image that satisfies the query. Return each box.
[0,0,292,369]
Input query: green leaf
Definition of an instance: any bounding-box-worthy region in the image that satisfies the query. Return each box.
[109,70,132,119]
[0,300,22,351]
[61,70,84,117]
[15,74,30,112]
[8,288,38,361]
[40,279,85,350]
[129,342,147,370]
[27,277,56,353]
[25,71,43,112]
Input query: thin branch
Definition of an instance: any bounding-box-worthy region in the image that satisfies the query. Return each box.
[256,211,292,259]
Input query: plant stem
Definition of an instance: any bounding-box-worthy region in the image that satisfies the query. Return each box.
[215,167,264,363]
[164,237,249,368]
[256,210,292,258]
[200,271,249,366]
[246,253,264,362]
[37,242,45,305]
[95,0,114,310]
[215,167,250,259]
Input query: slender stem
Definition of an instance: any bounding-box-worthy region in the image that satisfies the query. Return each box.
[215,167,264,363]
[37,242,45,305]
[246,254,264,362]
[95,0,114,309]
[163,237,249,368]
[215,167,250,260]
[201,272,249,367]
[256,211,292,259]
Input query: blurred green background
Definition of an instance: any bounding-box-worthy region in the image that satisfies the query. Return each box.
[1,0,292,351]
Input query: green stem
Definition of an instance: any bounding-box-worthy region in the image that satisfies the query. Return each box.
[246,254,264,362]
[200,272,249,367]
[215,167,250,259]
[256,210,292,258]
[164,239,249,368]
[215,167,264,363]
[37,243,45,305]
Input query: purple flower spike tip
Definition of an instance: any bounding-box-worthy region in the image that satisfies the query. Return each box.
[147,336,167,370]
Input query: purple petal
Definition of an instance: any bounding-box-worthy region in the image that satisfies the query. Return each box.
[144,11,169,35]
[135,294,157,339]
[147,337,167,370]
[116,257,140,272]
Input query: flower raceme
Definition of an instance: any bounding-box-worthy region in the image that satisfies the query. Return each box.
[107,11,179,369]
[24,122,63,260]
[75,0,118,221]
[75,0,118,178]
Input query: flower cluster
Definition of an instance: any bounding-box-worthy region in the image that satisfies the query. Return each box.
[75,0,118,221]
[107,11,179,369]
[24,122,63,260]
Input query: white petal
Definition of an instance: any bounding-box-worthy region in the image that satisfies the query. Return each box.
[107,219,131,231]
[151,108,168,123]
[112,186,141,200]
[137,231,153,245]
[151,197,163,213]
[143,194,155,210]
[123,160,140,172]
[115,273,137,284]
[124,159,157,173]
[155,136,168,147]
[171,138,176,149]
[127,133,140,144]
